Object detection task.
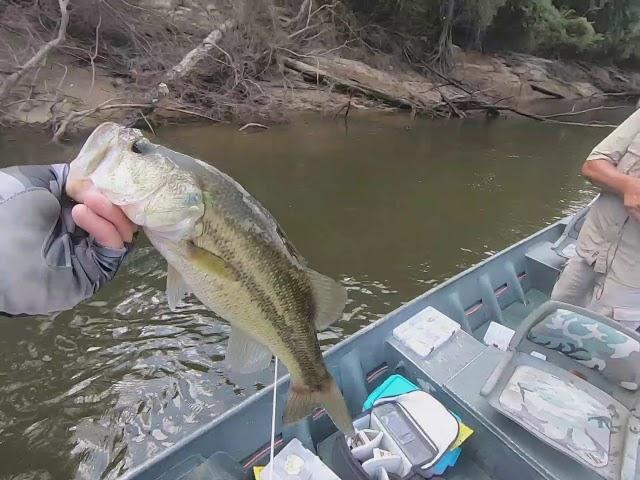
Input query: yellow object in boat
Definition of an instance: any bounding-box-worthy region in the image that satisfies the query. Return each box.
[451,421,474,450]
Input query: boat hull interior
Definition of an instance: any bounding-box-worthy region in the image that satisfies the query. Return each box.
[124,207,628,480]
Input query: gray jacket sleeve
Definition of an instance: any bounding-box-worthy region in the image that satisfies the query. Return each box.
[0,164,131,315]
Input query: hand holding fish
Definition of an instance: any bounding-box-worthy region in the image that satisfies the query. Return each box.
[66,177,137,249]
[0,163,136,315]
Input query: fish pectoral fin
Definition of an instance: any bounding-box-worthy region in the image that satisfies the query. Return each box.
[186,242,235,280]
[305,268,348,330]
[166,265,191,311]
[226,327,273,374]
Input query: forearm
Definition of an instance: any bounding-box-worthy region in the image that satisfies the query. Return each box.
[0,164,132,315]
[581,159,634,197]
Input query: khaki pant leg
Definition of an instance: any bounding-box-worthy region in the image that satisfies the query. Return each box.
[588,276,640,329]
[550,256,598,308]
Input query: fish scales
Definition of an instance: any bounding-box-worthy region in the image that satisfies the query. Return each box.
[68,123,355,434]
[212,219,327,387]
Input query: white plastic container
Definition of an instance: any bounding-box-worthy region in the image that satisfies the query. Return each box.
[393,306,460,358]
[261,438,341,480]
[350,429,383,461]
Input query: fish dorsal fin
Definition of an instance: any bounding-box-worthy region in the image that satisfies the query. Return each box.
[226,327,273,374]
[186,241,235,280]
[305,268,347,330]
[274,224,306,266]
[166,265,191,311]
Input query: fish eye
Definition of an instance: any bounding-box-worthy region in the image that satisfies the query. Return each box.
[131,141,143,154]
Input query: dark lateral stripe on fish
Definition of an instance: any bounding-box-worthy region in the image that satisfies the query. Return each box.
[216,232,326,387]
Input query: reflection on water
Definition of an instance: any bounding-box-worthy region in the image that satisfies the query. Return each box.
[0,111,615,478]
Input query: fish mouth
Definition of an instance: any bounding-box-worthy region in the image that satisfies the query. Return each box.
[70,122,146,177]
[114,123,148,154]
[67,122,150,206]
[89,121,145,150]
[110,123,147,155]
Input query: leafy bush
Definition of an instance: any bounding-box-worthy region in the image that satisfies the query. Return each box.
[487,0,601,57]
[596,0,640,64]
[345,0,443,44]
[344,0,639,65]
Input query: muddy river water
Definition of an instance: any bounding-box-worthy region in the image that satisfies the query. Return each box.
[0,111,626,478]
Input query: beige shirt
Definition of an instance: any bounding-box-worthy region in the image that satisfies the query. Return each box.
[577,108,640,289]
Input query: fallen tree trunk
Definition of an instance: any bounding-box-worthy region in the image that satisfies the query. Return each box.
[125,18,235,128]
[530,83,565,99]
[283,56,617,127]
[283,57,418,110]
[164,19,235,84]
[0,0,70,105]
[458,100,618,128]
[55,18,234,140]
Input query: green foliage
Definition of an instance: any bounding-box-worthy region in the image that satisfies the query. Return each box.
[458,0,508,48]
[346,0,443,43]
[344,0,640,65]
[491,0,602,56]
[596,0,640,63]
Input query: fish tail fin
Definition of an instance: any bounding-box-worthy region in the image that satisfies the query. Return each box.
[283,377,354,435]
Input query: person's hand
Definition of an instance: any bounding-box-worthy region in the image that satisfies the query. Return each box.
[0,164,138,315]
[582,159,640,222]
[623,177,640,222]
[66,178,137,248]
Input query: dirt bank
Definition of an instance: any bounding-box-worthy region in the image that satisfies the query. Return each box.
[4,49,635,132]
[1,0,639,137]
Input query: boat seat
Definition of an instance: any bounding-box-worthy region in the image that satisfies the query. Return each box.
[481,301,640,480]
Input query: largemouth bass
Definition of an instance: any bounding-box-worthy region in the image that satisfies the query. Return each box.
[69,122,354,434]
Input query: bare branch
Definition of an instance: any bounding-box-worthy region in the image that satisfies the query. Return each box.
[0,35,21,66]
[0,0,70,105]
[212,43,239,86]
[541,105,627,119]
[239,122,269,131]
[461,103,618,128]
[89,11,102,92]
[137,108,156,136]
[159,105,224,123]
[53,98,126,142]
[289,22,323,40]
[164,19,235,84]
[53,101,224,142]
[438,88,465,118]
[282,0,311,27]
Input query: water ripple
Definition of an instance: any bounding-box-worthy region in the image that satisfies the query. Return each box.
[0,117,606,479]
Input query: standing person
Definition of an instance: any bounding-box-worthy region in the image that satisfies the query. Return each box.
[0,163,137,316]
[551,108,640,331]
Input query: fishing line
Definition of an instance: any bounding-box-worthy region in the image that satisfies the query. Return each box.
[268,356,279,480]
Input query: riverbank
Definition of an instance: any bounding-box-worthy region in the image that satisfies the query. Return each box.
[3,46,637,136]
[2,0,639,138]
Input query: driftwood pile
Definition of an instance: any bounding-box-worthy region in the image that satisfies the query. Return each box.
[282,55,623,128]
[1,0,629,139]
